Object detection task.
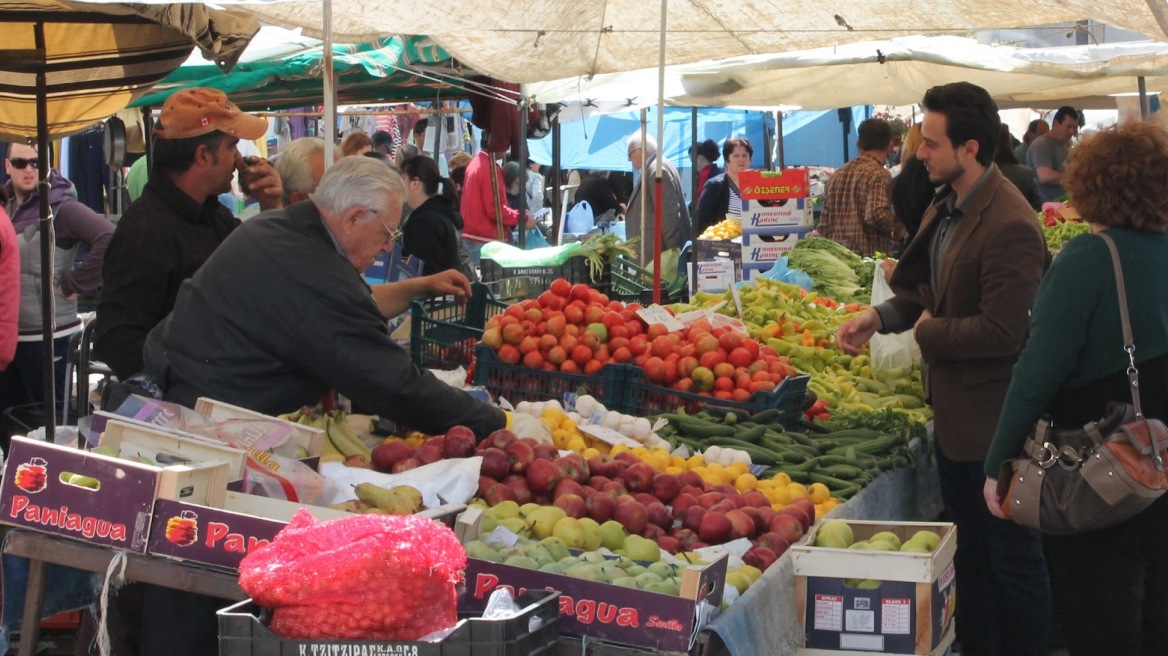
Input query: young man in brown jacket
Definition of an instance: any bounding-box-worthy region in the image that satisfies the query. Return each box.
[837,82,1051,655]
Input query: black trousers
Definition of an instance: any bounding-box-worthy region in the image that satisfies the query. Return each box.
[1045,495,1168,656]
[935,442,1051,655]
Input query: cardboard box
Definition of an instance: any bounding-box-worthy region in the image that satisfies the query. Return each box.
[0,437,228,552]
[193,397,325,460]
[742,230,807,267]
[458,509,725,654]
[741,198,813,234]
[790,520,957,655]
[693,239,742,293]
[101,418,248,481]
[739,168,811,200]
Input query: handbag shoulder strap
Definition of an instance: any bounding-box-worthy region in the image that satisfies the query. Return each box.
[1097,232,1145,419]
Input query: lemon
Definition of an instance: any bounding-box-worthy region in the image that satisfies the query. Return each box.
[734,473,759,493]
[808,482,831,504]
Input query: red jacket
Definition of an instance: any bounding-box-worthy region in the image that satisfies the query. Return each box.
[0,207,18,370]
[461,151,519,242]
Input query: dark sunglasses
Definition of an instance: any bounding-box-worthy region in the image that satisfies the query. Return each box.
[8,158,38,170]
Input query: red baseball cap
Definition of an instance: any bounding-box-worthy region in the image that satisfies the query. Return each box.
[154,87,267,140]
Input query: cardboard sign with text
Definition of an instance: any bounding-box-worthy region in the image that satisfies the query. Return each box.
[739,168,810,200]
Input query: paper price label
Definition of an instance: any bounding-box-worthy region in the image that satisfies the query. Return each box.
[636,305,685,332]
[579,424,641,448]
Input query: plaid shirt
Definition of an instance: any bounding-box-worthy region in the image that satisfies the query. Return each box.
[817,154,905,257]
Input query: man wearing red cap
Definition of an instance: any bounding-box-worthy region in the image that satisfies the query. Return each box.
[94,87,282,382]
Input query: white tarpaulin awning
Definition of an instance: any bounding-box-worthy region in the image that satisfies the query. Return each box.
[68,1,1168,84]
[526,36,1168,110]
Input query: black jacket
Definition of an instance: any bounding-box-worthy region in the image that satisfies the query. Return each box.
[998,163,1042,210]
[144,200,506,438]
[402,196,463,276]
[93,175,240,379]
[572,174,622,219]
[694,172,737,235]
[889,158,934,242]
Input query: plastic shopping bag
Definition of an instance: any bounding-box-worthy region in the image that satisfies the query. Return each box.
[869,260,920,369]
[565,200,595,234]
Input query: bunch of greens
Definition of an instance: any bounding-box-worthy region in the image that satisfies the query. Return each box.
[1043,220,1090,253]
[576,233,639,283]
[789,237,874,304]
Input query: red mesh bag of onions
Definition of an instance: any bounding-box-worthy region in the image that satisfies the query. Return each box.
[239,509,466,640]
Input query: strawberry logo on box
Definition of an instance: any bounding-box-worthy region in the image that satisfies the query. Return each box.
[13,457,48,493]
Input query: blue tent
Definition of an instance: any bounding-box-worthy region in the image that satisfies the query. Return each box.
[779,106,871,168]
[526,106,773,172]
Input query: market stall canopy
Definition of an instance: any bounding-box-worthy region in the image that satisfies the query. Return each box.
[0,1,259,140]
[124,0,1168,83]
[132,33,460,111]
[527,36,1168,111]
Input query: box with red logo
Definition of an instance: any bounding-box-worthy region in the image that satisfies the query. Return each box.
[458,508,725,654]
[0,436,229,552]
[790,520,956,655]
[739,168,810,201]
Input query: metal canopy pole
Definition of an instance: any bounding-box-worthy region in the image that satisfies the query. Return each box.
[321,0,336,168]
[34,22,55,441]
[517,94,527,249]
[652,0,667,304]
[1139,76,1151,119]
[551,115,562,244]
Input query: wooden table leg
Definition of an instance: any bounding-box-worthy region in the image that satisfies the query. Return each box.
[17,558,47,656]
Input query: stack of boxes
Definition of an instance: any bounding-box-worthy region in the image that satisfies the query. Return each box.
[739,168,814,280]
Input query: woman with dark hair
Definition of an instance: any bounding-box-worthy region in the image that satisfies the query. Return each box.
[400,156,476,280]
[889,123,934,244]
[995,125,1041,209]
[693,137,752,234]
[984,121,1168,655]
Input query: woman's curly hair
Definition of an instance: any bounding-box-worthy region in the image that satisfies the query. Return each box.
[1064,121,1168,233]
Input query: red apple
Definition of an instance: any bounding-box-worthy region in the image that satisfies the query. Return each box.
[442,426,477,459]
[698,512,732,544]
[790,497,817,530]
[554,454,590,483]
[415,444,443,465]
[525,458,563,494]
[554,493,588,519]
[391,457,420,473]
[532,443,559,461]
[502,475,533,505]
[504,441,535,474]
[714,483,738,497]
[677,470,705,490]
[743,545,778,571]
[758,507,779,528]
[587,455,623,478]
[742,490,771,509]
[671,493,699,519]
[422,435,446,453]
[634,492,658,507]
[697,492,724,509]
[710,499,738,515]
[682,506,707,533]
[519,437,539,448]
[613,501,649,535]
[651,473,682,503]
[585,493,616,523]
[777,505,811,533]
[587,475,612,490]
[533,493,553,506]
[769,513,805,544]
[726,509,757,540]
[645,500,672,529]
[680,485,707,499]
[614,452,640,466]
[641,524,666,541]
[482,483,517,506]
[601,481,628,498]
[756,531,792,558]
[477,475,497,498]
[554,478,585,499]
[673,528,699,548]
[621,462,657,494]
[370,441,411,473]
[484,429,518,451]
[657,535,682,554]
[480,447,511,480]
[738,507,765,535]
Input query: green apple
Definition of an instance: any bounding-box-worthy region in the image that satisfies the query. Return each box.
[864,540,897,552]
[899,540,932,554]
[869,531,902,550]
[848,540,869,551]
[817,520,854,547]
[910,530,942,551]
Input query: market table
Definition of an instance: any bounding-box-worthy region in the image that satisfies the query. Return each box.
[2,529,244,656]
[702,440,943,656]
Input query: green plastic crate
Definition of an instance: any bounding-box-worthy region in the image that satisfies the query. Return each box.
[409,283,508,370]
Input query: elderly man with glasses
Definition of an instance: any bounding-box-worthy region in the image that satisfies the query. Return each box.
[1,141,114,419]
[624,131,692,266]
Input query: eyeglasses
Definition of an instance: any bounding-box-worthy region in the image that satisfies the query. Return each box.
[367,207,402,243]
[8,158,38,170]
[627,146,641,161]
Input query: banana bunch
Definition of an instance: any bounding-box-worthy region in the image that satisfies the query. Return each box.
[699,217,742,240]
[352,482,423,515]
[278,408,372,464]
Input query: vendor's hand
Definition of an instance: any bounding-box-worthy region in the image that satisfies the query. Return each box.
[913,309,933,338]
[525,212,537,229]
[879,258,897,282]
[240,158,284,211]
[836,308,882,355]
[984,478,1007,519]
[507,412,553,445]
[423,270,472,303]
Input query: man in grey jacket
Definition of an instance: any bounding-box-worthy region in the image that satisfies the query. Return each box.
[624,131,691,266]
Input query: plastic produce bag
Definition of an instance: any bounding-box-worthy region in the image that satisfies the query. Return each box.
[869,260,920,369]
[239,509,466,640]
[756,257,814,290]
[520,227,550,250]
[565,200,594,234]
[481,240,580,268]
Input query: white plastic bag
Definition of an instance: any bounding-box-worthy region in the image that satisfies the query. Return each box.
[565,200,594,234]
[869,259,920,370]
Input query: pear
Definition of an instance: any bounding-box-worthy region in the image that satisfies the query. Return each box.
[612,576,640,589]
[66,473,100,490]
[624,535,661,563]
[856,579,882,589]
[578,518,603,551]
[486,500,521,521]
[624,564,648,577]
[539,536,570,561]
[353,483,419,514]
[90,445,120,458]
[519,502,542,517]
[725,572,751,594]
[564,563,604,581]
[528,507,568,540]
[599,520,627,551]
[648,561,677,580]
[523,543,555,567]
[634,571,664,588]
[644,579,680,596]
[504,555,539,570]
[499,517,530,537]
[465,541,502,562]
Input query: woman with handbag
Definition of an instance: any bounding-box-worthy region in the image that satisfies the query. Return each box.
[983,122,1168,655]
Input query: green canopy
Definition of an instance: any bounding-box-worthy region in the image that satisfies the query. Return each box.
[131,35,461,111]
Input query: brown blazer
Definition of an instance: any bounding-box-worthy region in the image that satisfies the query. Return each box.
[885,166,1046,461]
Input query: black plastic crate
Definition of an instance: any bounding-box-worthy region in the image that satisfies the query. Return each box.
[473,344,625,407]
[218,590,559,656]
[409,283,508,370]
[480,255,611,293]
[614,367,809,428]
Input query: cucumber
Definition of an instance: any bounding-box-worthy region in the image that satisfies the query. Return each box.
[749,408,781,425]
[733,424,768,445]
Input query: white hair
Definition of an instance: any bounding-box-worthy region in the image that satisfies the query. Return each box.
[310,156,405,217]
[626,131,658,156]
[273,137,342,205]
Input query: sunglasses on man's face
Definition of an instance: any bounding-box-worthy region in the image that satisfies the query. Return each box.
[8,158,38,170]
